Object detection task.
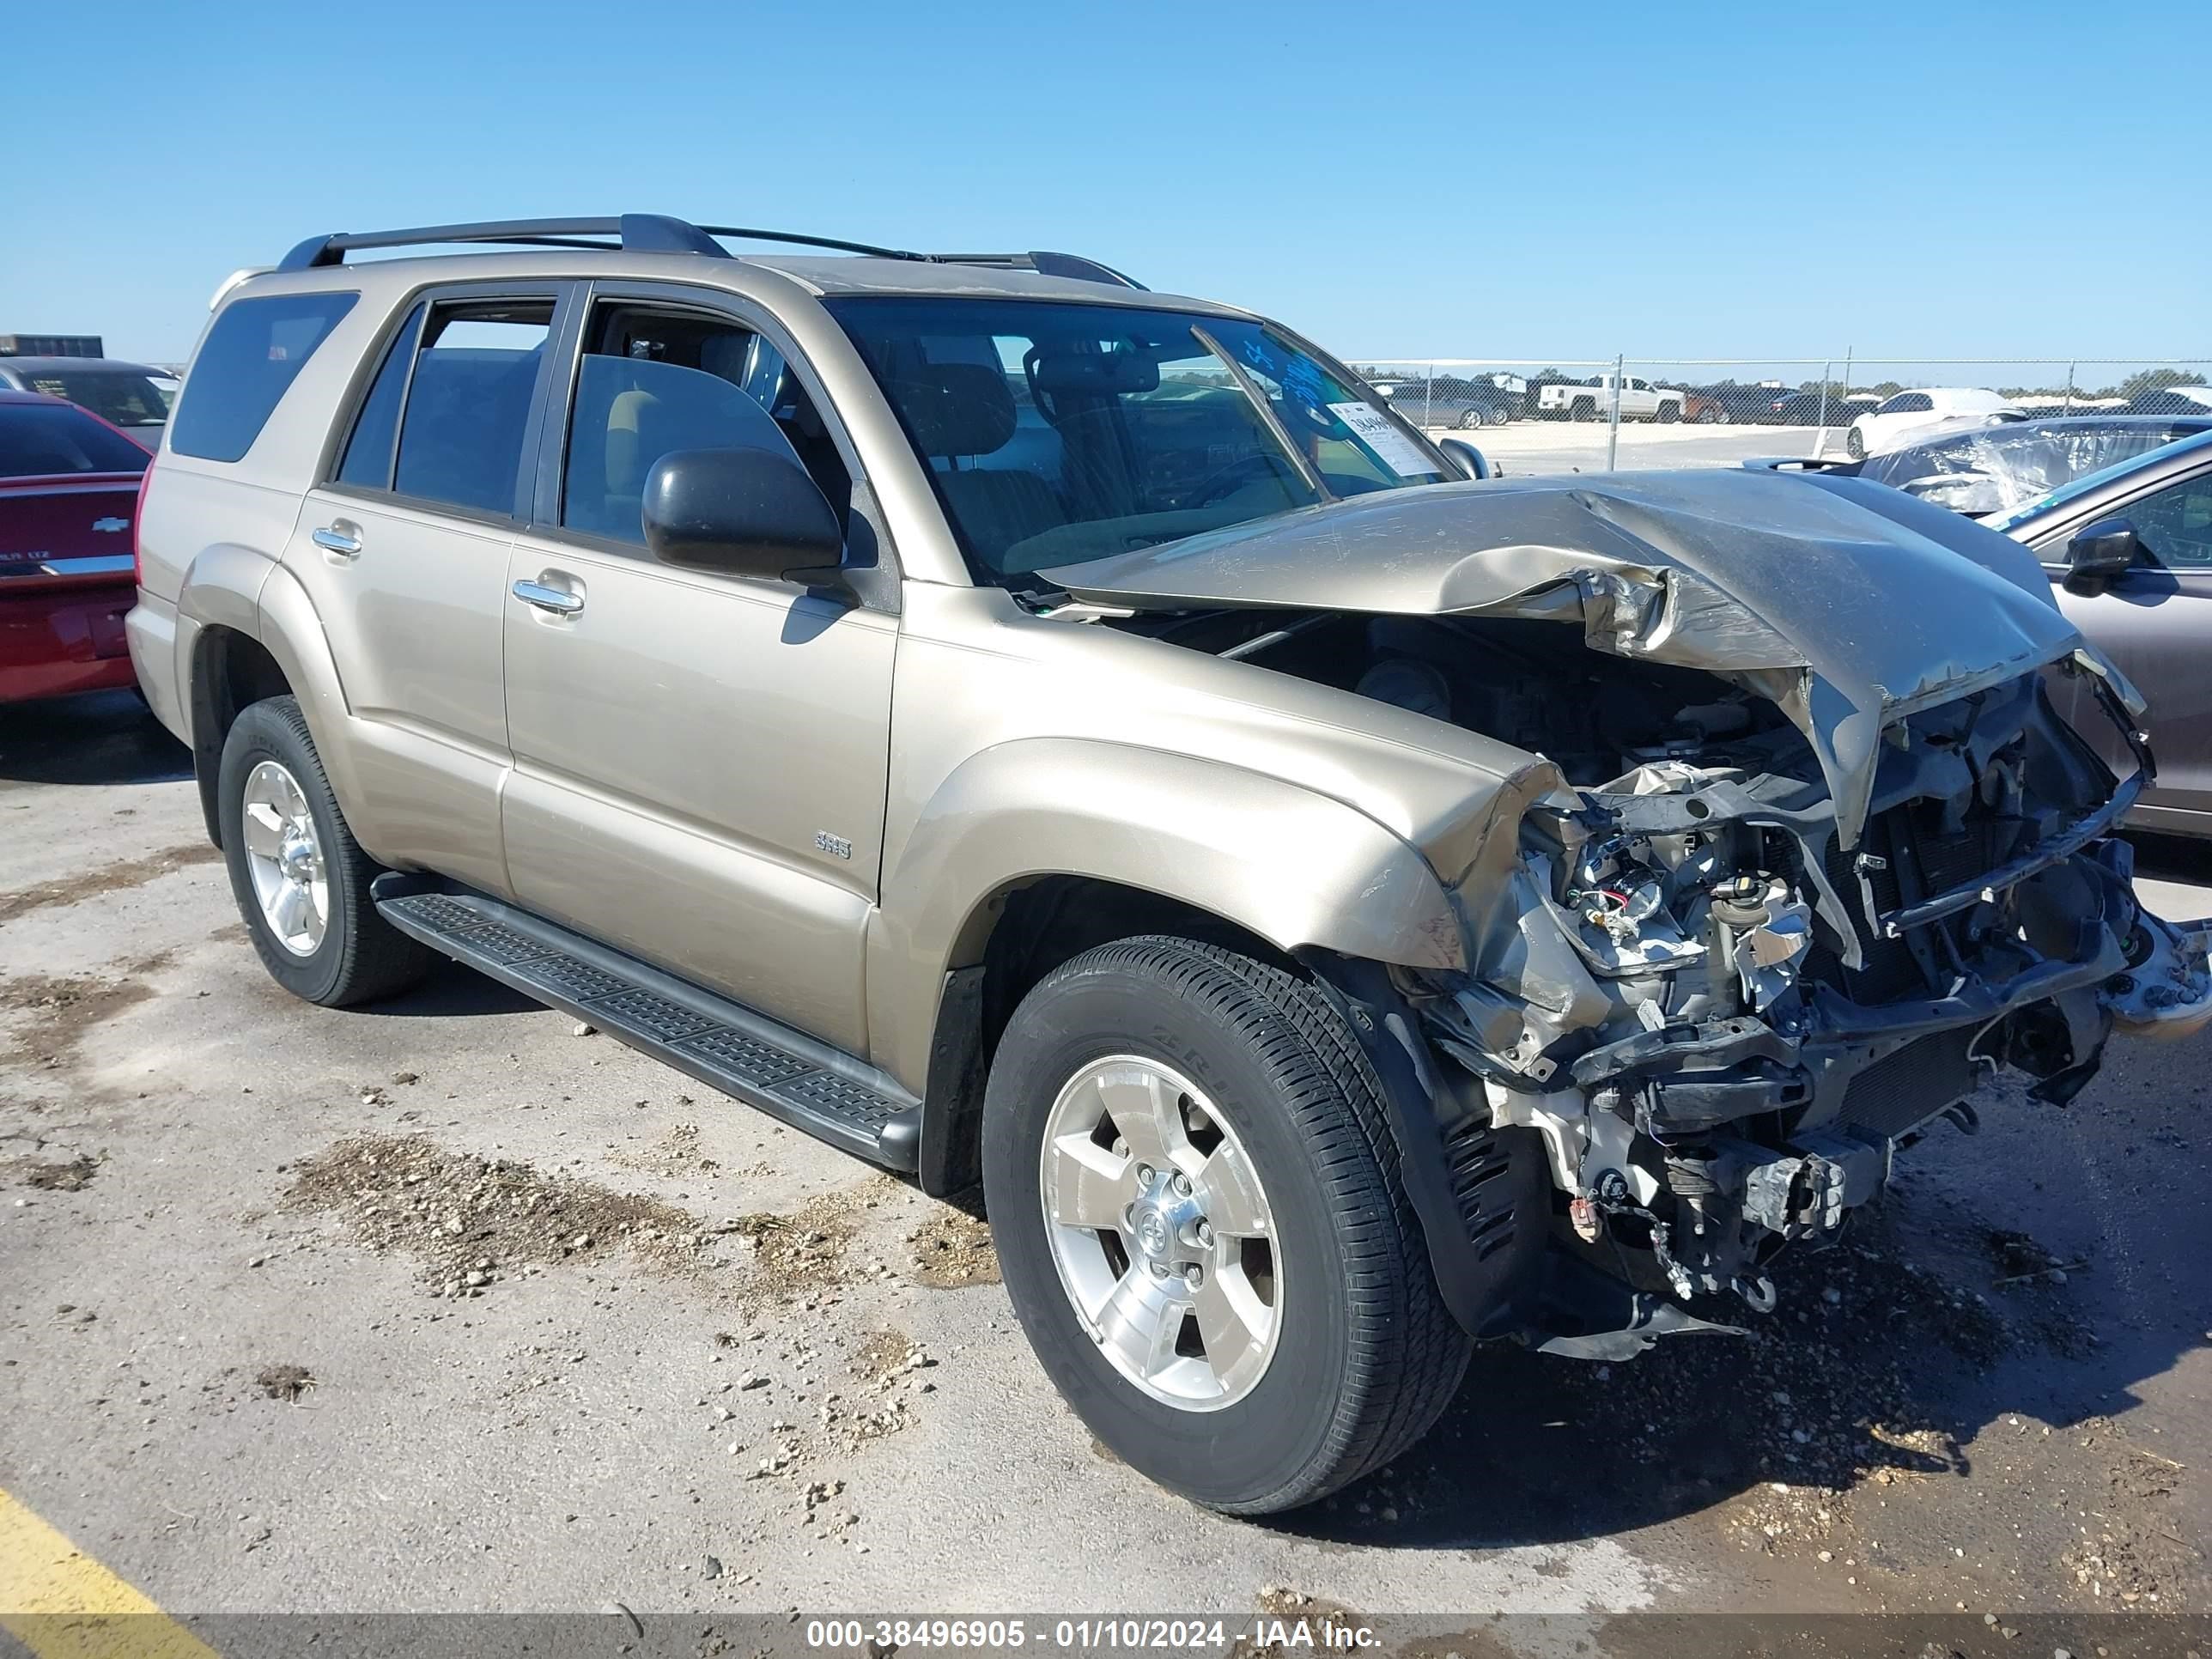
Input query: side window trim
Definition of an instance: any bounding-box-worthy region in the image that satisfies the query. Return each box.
[327,300,428,491]
[317,278,577,526]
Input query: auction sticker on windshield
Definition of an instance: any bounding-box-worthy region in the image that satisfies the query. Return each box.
[1328,401,1441,478]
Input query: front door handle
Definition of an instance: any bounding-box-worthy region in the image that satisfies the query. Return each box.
[311,522,362,560]
[513,577,585,617]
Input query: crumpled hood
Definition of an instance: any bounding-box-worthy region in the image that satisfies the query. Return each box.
[1043,468,2089,848]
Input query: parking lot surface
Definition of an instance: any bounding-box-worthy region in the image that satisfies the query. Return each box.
[2,692,2207,1644]
[1418,421,1835,477]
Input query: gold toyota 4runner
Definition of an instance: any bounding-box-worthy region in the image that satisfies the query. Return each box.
[130,215,2212,1514]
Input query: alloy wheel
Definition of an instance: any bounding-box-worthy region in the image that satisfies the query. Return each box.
[240,760,328,956]
[1037,1055,1282,1411]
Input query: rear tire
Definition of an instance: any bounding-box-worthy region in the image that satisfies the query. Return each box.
[218,696,433,1008]
[1571,398,1596,422]
[982,936,1470,1515]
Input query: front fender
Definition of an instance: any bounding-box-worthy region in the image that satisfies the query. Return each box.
[866,737,1467,1091]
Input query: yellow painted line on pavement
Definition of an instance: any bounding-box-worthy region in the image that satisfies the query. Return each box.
[0,1483,218,1659]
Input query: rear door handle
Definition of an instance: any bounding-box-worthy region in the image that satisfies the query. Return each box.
[513,577,585,617]
[311,522,362,560]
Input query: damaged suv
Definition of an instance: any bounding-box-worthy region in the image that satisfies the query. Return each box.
[131,216,2211,1516]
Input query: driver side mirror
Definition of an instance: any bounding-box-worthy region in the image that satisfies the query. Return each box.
[2064,518,2142,592]
[1438,437,1500,481]
[641,447,845,588]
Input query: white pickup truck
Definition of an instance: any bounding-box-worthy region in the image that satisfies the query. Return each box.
[1535,373,1684,422]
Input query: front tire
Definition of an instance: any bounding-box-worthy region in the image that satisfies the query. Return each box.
[982,937,1470,1514]
[1846,426,1867,459]
[218,696,433,1007]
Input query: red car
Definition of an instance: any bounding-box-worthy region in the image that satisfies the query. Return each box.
[0,389,151,702]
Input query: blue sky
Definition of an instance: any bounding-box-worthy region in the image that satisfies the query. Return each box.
[5,0,2205,367]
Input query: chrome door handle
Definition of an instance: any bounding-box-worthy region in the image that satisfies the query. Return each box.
[513,578,584,617]
[311,523,362,559]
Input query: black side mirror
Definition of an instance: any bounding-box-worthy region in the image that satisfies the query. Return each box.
[641,447,844,586]
[2064,518,2142,592]
[1437,437,1499,481]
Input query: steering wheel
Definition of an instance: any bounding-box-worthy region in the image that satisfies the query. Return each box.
[1183,454,1285,508]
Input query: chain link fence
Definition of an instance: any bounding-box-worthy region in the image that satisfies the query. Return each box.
[1350,356,2212,477]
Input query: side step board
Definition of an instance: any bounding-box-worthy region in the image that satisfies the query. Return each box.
[371,874,921,1172]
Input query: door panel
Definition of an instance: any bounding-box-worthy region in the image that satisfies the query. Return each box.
[2054,569,2212,820]
[284,487,514,892]
[501,538,895,1052]
[2041,459,2212,823]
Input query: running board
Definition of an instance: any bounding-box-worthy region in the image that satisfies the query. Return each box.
[370,874,921,1172]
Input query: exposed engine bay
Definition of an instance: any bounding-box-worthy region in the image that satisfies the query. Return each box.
[1114,602,2212,1357]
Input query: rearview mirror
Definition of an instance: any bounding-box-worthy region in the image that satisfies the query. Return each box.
[641,447,844,586]
[2064,518,2142,592]
[1437,437,1499,481]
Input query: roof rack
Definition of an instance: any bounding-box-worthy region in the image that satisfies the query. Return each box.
[276,216,1142,287]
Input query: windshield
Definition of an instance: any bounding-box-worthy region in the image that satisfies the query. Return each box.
[827,297,1444,585]
[1984,427,2212,533]
[12,368,173,429]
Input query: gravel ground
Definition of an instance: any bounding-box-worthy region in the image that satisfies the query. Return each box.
[1,690,2207,1647]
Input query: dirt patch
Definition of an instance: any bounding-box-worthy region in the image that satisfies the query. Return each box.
[907,1208,999,1287]
[254,1363,315,1401]
[2058,1424,2196,1607]
[611,1122,720,1180]
[285,1133,711,1295]
[726,1191,861,1302]
[1234,1589,1372,1656]
[1,956,167,1070]
[827,1328,936,1449]
[15,1152,98,1190]
[0,842,220,925]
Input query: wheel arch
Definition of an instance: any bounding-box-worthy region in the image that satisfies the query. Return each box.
[872,739,1469,1194]
[185,558,366,853]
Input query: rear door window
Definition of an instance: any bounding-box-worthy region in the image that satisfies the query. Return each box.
[389,301,553,516]
[170,292,358,461]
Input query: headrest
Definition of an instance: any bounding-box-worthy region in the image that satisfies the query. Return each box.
[889,362,1016,458]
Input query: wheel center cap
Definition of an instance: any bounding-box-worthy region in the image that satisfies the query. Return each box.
[1133,1205,1172,1261]
[279,835,314,883]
